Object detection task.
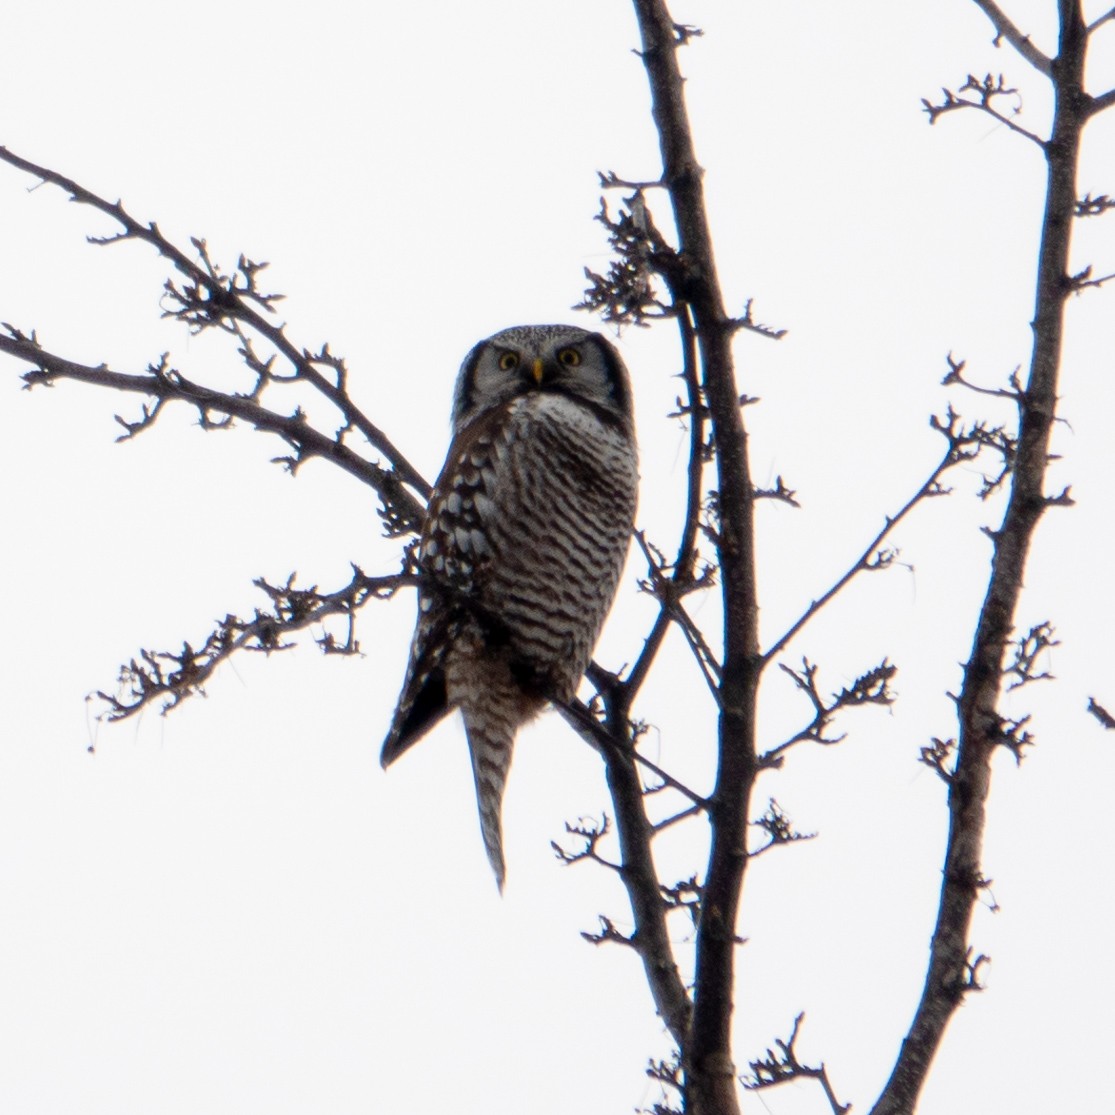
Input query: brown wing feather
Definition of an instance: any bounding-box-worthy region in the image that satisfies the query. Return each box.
[379,410,506,767]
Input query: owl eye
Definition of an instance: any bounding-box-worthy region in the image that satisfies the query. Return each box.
[556,347,581,367]
[498,351,519,372]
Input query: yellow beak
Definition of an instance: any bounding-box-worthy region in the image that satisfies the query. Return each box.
[531,357,544,385]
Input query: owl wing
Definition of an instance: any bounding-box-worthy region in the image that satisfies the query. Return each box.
[379,412,506,768]
[379,596,454,767]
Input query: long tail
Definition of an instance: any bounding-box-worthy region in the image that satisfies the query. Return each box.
[460,706,516,892]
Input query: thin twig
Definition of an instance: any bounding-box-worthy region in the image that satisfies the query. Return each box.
[762,450,957,665]
[1086,697,1115,730]
[623,307,708,706]
[97,568,409,720]
[742,1013,851,1115]
[559,697,706,808]
[555,695,693,1047]
[922,74,1047,148]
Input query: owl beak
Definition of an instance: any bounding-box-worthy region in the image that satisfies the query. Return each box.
[530,357,544,386]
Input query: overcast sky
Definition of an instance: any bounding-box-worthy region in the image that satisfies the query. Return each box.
[2,3,1114,1113]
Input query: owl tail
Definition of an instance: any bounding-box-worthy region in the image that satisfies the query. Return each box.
[460,708,515,893]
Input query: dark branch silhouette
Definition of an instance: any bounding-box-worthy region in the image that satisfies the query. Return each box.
[971,0,1055,74]
[872,4,1107,1112]
[743,1013,850,1115]
[95,569,411,721]
[1086,697,1115,729]
[0,145,430,534]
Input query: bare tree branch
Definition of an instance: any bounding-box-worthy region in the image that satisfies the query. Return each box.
[941,352,1025,401]
[728,297,786,341]
[762,432,966,666]
[1087,5,1115,33]
[970,0,1054,74]
[919,736,958,783]
[1066,263,1115,290]
[1075,191,1115,217]
[748,799,816,859]
[760,659,897,768]
[1003,621,1059,690]
[614,278,712,709]
[0,145,431,518]
[742,1013,851,1115]
[630,5,762,1113]
[95,568,409,722]
[633,532,722,701]
[0,327,426,533]
[642,1052,685,1115]
[1087,697,1115,729]
[1088,86,1115,113]
[551,814,623,872]
[555,696,693,1048]
[922,73,1047,147]
[872,5,1106,1112]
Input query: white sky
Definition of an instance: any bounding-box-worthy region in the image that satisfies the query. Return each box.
[2,3,1113,1113]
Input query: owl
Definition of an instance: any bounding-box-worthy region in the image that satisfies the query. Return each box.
[380,324,639,890]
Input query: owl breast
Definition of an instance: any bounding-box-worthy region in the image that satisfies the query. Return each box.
[422,392,637,703]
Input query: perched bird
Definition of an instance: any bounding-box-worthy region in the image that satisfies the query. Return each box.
[380,324,639,889]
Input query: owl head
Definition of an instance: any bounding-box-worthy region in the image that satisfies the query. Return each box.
[451,324,633,434]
